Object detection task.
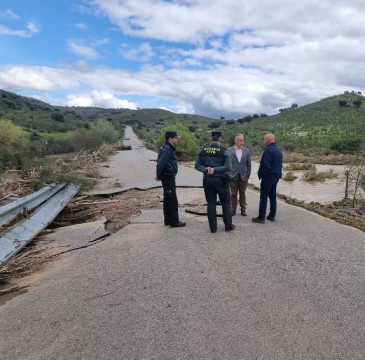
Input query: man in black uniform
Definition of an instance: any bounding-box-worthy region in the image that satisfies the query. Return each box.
[195,131,235,233]
[155,130,186,228]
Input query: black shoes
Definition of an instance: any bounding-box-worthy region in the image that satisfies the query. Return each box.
[170,221,186,228]
[266,215,275,221]
[252,217,265,223]
[211,229,216,233]
[225,224,235,232]
[241,210,247,216]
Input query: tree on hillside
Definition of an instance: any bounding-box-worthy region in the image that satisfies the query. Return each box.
[157,123,198,159]
[208,121,221,129]
[0,119,31,172]
[51,112,64,122]
[339,100,347,107]
[237,115,253,123]
[353,100,362,108]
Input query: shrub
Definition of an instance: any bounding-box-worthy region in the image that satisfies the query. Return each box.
[284,163,316,171]
[0,119,35,172]
[303,168,338,182]
[283,170,297,182]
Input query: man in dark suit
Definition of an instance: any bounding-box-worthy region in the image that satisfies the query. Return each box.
[252,133,283,223]
[228,133,251,216]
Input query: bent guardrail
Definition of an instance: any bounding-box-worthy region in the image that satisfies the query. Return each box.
[0,183,80,268]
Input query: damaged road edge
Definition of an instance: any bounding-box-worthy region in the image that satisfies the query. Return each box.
[0,183,80,269]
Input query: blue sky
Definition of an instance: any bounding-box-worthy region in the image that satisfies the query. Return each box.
[1,0,365,118]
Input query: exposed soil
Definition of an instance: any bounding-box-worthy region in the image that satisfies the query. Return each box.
[55,188,163,234]
[0,187,164,300]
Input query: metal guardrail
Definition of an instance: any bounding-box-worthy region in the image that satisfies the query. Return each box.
[0,183,80,268]
[0,183,66,227]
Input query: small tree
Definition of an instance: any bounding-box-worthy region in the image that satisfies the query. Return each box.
[339,100,347,107]
[0,119,32,172]
[157,123,198,159]
[51,112,64,122]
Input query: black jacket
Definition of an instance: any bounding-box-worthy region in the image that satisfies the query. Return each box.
[195,142,232,178]
[156,141,178,179]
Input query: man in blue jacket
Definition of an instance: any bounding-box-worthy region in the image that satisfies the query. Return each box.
[252,133,283,223]
[155,130,186,228]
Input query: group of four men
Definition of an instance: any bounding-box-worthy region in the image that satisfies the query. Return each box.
[155,130,283,233]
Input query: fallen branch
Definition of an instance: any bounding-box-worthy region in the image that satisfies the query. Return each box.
[0,284,31,295]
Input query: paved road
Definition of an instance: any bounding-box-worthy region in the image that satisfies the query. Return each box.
[1,128,365,360]
[90,126,201,195]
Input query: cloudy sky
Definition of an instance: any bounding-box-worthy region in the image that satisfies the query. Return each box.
[0,0,364,118]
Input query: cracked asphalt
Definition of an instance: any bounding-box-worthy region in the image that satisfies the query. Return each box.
[0,127,365,360]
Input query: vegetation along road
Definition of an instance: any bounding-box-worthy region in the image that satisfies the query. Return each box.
[0,127,364,360]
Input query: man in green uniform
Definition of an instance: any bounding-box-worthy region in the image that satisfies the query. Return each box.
[155,130,186,228]
[195,131,234,233]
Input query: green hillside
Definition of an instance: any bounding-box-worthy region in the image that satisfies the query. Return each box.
[251,92,365,152]
[1,89,364,156]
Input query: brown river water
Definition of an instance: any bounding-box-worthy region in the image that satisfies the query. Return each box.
[250,162,364,203]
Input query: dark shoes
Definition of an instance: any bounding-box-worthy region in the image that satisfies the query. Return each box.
[211,229,216,233]
[170,221,186,228]
[232,210,247,216]
[266,215,275,221]
[225,224,235,232]
[252,217,265,223]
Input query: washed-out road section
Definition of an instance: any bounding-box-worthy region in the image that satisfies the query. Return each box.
[0,127,364,360]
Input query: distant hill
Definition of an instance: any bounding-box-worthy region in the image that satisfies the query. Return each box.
[1,89,364,153]
[245,92,365,152]
[0,89,130,133]
[0,89,215,134]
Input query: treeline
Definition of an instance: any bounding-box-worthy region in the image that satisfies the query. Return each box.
[0,118,120,173]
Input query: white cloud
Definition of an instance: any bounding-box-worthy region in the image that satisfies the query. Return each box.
[90,0,365,44]
[67,90,138,109]
[75,23,88,29]
[94,37,111,45]
[0,9,20,19]
[0,21,40,37]
[0,66,79,91]
[68,40,100,59]
[2,1,365,117]
[120,42,155,62]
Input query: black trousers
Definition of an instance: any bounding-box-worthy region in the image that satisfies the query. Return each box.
[203,176,232,231]
[161,175,179,225]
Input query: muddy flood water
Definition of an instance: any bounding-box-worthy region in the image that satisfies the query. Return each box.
[250,162,364,203]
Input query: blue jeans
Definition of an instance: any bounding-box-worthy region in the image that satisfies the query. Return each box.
[259,175,279,219]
